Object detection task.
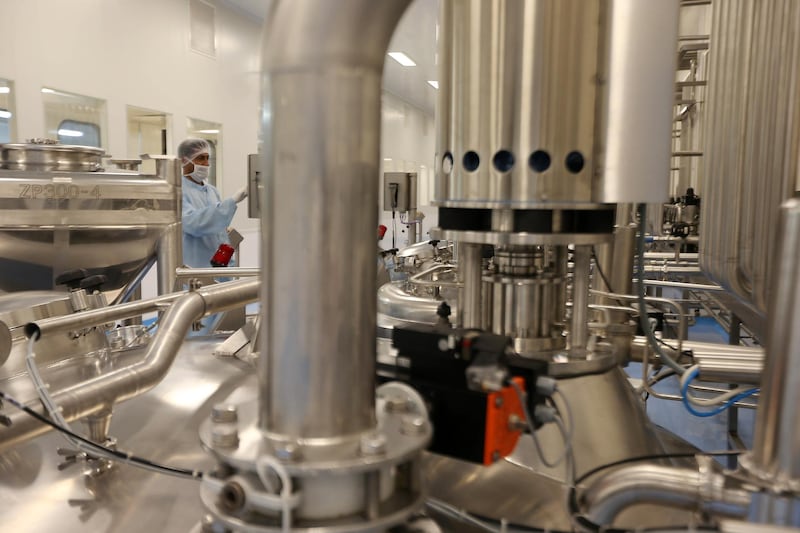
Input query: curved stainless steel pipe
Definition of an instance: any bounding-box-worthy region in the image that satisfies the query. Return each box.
[3,280,259,451]
[582,463,750,526]
[259,0,411,439]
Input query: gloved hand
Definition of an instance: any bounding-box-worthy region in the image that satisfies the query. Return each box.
[232,187,248,203]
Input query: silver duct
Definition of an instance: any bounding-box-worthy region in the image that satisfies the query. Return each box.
[4,280,259,451]
[259,0,411,439]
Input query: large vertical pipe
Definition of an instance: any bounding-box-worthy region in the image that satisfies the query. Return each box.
[749,199,800,486]
[459,243,483,328]
[259,1,411,439]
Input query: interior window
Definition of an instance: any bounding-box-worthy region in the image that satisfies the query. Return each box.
[0,79,16,143]
[57,119,101,147]
[42,87,107,148]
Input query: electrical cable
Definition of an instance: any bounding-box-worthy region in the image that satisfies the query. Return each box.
[679,365,759,417]
[0,389,202,480]
[256,456,293,532]
[510,381,574,476]
[635,204,686,375]
[20,333,202,480]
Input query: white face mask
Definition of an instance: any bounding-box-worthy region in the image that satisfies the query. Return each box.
[184,159,210,182]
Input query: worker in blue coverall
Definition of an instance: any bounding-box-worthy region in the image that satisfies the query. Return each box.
[177,137,248,334]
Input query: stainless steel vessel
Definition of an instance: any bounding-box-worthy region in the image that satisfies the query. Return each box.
[0,143,182,297]
[0,141,104,172]
[700,0,800,331]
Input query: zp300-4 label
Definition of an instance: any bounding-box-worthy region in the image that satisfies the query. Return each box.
[18,183,102,199]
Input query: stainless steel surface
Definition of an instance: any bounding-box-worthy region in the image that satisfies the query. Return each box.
[591,289,687,355]
[378,282,458,326]
[0,338,249,533]
[106,324,150,351]
[0,291,108,378]
[569,246,590,349]
[259,0,410,438]
[748,199,800,486]
[582,462,749,525]
[27,290,186,339]
[457,243,482,328]
[644,279,725,292]
[700,0,800,318]
[431,228,614,246]
[157,222,181,295]
[0,142,105,172]
[175,267,261,279]
[4,281,259,450]
[631,336,764,384]
[426,369,694,530]
[0,166,180,296]
[485,247,565,353]
[597,0,680,203]
[434,0,677,207]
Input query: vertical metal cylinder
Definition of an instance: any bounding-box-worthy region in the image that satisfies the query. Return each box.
[570,246,591,349]
[593,241,614,293]
[435,0,677,207]
[459,243,483,328]
[407,173,418,245]
[610,224,637,297]
[750,199,800,484]
[554,246,568,325]
[259,0,411,439]
[157,222,181,295]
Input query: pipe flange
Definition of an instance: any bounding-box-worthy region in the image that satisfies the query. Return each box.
[200,484,425,533]
[200,382,431,477]
[199,383,430,533]
[546,344,618,377]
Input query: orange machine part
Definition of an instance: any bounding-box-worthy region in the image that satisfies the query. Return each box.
[483,376,526,465]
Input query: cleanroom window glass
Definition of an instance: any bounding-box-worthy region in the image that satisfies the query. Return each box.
[42,87,107,148]
[56,119,101,148]
[186,117,221,187]
[0,79,16,143]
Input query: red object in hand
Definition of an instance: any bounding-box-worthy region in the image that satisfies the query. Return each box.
[378,225,388,240]
[210,244,235,267]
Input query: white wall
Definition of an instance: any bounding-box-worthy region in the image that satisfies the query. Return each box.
[380,92,438,247]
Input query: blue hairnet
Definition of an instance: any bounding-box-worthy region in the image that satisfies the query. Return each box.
[177,138,210,161]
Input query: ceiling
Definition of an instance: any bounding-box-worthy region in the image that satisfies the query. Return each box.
[222,0,439,115]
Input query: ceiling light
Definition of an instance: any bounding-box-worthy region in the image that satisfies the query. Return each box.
[427,80,439,89]
[58,128,84,137]
[0,87,9,94]
[388,52,416,67]
[0,110,11,119]
[197,129,219,134]
[41,88,56,94]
